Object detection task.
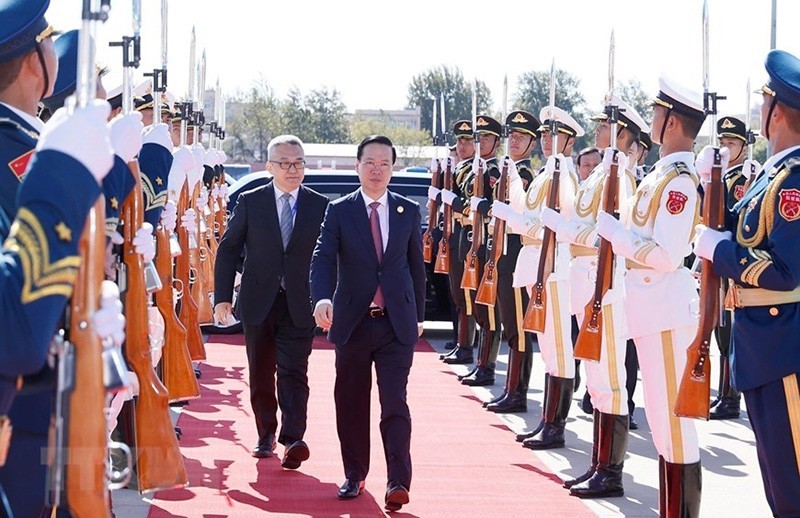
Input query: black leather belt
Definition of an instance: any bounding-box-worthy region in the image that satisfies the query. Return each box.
[368,307,387,318]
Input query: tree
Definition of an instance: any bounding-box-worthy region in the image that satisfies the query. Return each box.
[406,65,493,139]
[280,87,313,142]
[512,68,590,151]
[349,115,430,168]
[226,76,282,162]
[305,87,350,143]
[616,78,659,164]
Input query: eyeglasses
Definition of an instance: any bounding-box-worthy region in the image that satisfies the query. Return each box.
[360,161,392,172]
[269,160,306,171]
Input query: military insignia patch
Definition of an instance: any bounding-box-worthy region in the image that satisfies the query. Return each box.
[477,117,489,127]
[666,190,688,215]
[8,150,34,180]
[734,185,745,200]
[458,122,471,131]
[779,188,800,221]
[720,118,736,129]
[522,178,530,190]
[511,112,528,123]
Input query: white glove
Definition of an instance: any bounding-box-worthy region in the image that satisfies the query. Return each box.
[92,280,126,346]
[602,148,629,176]
[188,144,205,189]
[441,189,457,206]
[109,112,144,163]
[219,150,228,163]
[219,183,229,201]
[37,100,114,183]
[160,200,178,233]
[544,153,565,177]
[470,196,485,212]
[181,208,198,234]
[491,200,515,222]
[167,146,192,201]
[695,145,730,185]
[132,222,156,263]
[693,224,732,261]
[211,185,221,200]
[109,231,124,245]
[141,123,172,151]
[506,213,528,235]
[429,158,440,172]
[742,158,761,180]
[596,211,624,241]
[428,186,441,201]
[204,148,216,167]
[197,187,209,211]
[541,207,564,231]
[504,156,520,182]
[173,146,195,173]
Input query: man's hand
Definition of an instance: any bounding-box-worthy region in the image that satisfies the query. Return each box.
[92,280,126,346]
[214,302,233,326]
[440,189,456,206]
[693,224,732,261]
[132,222,156,262]
[109,112,144,163]
[141,123,172,151]
[695,145,730,185]
[742,158,761,180]
[596,211,624,241]
[541,207,564,232]
[602,148,629,175]
[314,302,333,330]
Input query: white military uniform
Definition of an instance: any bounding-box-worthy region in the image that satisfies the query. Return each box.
[608,149,701,463]
[554,160,636,415]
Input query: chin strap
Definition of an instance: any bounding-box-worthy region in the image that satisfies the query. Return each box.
[763,97,777,141]
[34,43,50,101]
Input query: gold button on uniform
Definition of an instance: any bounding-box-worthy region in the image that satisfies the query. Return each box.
[745,224,751,232]
[769,307,779,316]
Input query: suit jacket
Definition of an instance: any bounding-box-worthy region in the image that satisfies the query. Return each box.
[311,189,426,347]
[215,181,329,328]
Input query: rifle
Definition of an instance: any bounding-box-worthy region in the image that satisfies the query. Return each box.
[155,225,200,402]
[434,158,453,274]
[675,0,725,420]
[423,158,441,263]
[523,62,560,333]
[461,159,485,290]
[176,179,207,360]
[476,158,509,306]
[191,181,215,324]
[575,31,619,362]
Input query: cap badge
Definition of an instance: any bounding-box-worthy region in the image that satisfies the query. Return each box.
[721,118,736,129]
[476,117,489,127]
[511,113,528,123]
[458,122,471,131]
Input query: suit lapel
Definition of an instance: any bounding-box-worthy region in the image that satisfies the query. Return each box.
[384,191,401,261]
[347,191,379,264]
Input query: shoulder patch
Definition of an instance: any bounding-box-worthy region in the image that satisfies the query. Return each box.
[674,161,691,175]
[666,190,688,215]
[778,188,800,221]
[734,184,745,200]
[8,149,34,180]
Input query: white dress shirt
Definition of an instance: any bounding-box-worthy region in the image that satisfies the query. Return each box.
[274,185,300,225]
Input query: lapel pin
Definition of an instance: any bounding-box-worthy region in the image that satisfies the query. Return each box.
[397,205,404,214]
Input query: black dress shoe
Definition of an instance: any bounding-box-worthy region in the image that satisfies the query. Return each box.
[485,391,527,413]
[281,440,310,469]
[461,366,495,386]
[252,435,276,458]
[483,390,507,408]
[337,479,365,499]
[709,395,741,420]
[628,414,639,430]
[457,365,479,381]
[442,346,473,365]
[515,420,544,442]
[384,481,410,512]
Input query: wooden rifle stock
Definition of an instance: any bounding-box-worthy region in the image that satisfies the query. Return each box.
[66,199,111,517]
[155,226,200,402]
[476,161,509,306]
[523,158,561,333]
[176,182,206,361]
[434,159,453,274]
[122,161,188,492]
[423,160,442,263]
[190,183,214,325]
[675,151,725,420]
[574,155,620,362]
[461,160,485,290]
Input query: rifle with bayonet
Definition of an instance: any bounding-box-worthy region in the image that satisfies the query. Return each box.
[575,31,620,362]
[476,157,509,306]
[423,97,442,263]
[523,61,560,333]
[434,157,453,274]
[115,1,189,491]
[675,0,726,420]
[461,158,485,291]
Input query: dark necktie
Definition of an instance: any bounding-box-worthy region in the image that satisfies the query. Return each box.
[279,192,293,248]
[369,201,385,309]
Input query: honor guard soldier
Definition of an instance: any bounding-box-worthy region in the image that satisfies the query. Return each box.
[477,110,538,409]
[596,76,705,516]
[459,115,504,385]
[629,132,654,184]
[493,106,583,447]
[699,115,752,420]
[541,95,646,498]
[694,49,800,517]
[440,120,478,366]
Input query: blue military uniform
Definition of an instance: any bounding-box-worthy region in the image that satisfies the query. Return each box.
[139,143,171,228]
[711,50,800,516]
[0,105,40,223]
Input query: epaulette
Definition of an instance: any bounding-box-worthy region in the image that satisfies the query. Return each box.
[0,117,39,140]
[674,161,692,175]
[783,157,800,173]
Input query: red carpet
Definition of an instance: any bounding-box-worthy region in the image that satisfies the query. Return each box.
[147,334,594,517]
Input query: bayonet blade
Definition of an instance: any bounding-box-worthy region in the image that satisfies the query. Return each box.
[608,30,615,102]
[702,0,710,95]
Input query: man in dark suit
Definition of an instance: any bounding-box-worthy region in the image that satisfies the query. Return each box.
[311,135,426,512]
[215,134,328,469]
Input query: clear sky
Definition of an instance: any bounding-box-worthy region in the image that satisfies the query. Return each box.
[47,0,799,124]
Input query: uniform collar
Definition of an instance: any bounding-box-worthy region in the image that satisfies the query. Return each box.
[0,101,44,133]
[652,151,696,177]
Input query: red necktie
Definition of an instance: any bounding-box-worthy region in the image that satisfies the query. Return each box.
[369,201,385,309]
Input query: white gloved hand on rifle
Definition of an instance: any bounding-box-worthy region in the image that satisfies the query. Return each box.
[132,222,156,263]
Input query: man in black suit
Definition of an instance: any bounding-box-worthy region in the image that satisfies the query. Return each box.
[311,135,426,512]
[215,134,328,469]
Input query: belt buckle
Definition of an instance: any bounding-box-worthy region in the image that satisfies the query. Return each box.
[368,307,383,318]
[0,416,11,467]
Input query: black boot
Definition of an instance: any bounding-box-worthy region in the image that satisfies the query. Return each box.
[523,376,574,450]
[461,329,494,385]
[663,461,702,518]
[441,313,473,360]
[442,344,474,364]
[458,329,483,380]
[462,365,496,386]
[517,372,549,442]
[580,390,594,414]
[485,388,527,413]
[570,412,628,498]
[709,355,740,420]
[563,409,600,488]
[659,456,666,517]
[483,390,506,408]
